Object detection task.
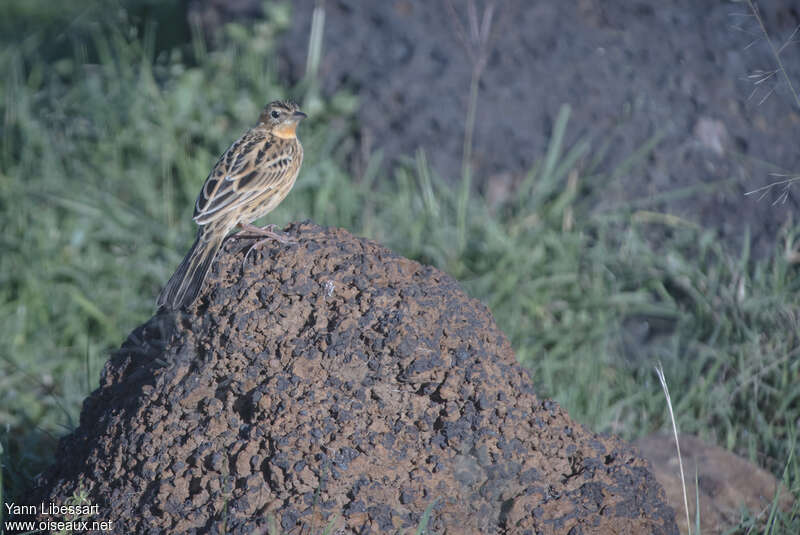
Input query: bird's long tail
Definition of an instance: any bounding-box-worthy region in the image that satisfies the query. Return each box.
[157,226,226,310]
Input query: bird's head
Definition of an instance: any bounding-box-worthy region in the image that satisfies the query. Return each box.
[259,100,307,139]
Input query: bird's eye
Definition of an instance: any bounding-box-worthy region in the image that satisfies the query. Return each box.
[270,110,280,119]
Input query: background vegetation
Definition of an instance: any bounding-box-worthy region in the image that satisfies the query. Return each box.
[1,0,798,532]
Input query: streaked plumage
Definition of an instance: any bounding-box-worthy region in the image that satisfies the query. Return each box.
[157,100,306,310]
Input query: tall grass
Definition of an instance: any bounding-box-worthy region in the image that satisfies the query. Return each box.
[0,6,798,532]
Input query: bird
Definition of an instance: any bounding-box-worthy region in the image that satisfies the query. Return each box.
[157,100,307,310]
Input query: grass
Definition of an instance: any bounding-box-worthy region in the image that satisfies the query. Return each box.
[656,364,692,534]
[1,2,799,533]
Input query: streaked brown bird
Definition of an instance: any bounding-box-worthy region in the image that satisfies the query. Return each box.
[157,100,306,310]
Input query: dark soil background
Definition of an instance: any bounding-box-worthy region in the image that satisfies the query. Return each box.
[188,0,800,258]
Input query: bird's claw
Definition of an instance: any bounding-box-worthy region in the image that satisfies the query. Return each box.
[236,224,296,267]
[235,223,296,244]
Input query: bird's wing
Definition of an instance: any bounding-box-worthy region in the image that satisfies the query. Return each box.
[193,131,297,225]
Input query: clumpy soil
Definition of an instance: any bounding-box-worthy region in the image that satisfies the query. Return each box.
[195,0,800,258]
[31,222,677,534]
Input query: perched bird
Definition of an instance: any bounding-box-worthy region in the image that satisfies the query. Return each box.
[157,100,307,310]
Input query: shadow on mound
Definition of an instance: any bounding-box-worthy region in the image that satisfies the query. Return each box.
[31,222,677,534]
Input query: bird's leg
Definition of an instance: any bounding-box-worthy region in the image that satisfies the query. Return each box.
[234,223,294,244]
[233,223,296,267]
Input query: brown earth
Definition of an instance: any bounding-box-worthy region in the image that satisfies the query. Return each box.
[635,433,795,535]
[30,222,677,534]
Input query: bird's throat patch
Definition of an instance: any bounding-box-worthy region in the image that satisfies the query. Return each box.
[273,123,298,139]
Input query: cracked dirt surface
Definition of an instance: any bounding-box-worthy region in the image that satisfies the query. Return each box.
[31,222,677,534]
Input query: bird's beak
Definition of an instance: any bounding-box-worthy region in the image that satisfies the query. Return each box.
[291,110,307,121]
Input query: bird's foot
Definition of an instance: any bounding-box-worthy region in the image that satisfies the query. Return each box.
[234,224,296,267]
[235,223,295,244]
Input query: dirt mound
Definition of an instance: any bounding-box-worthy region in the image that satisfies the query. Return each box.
[31,222,677,534]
